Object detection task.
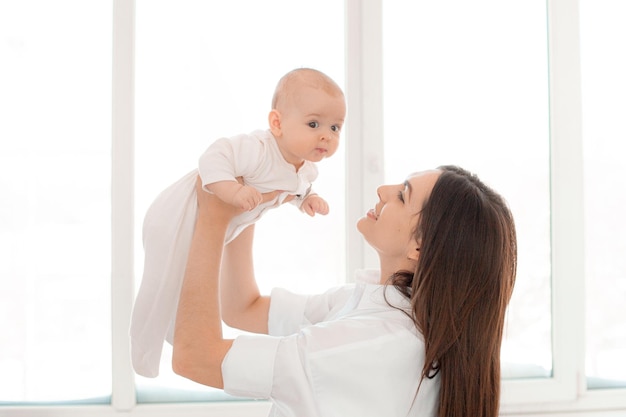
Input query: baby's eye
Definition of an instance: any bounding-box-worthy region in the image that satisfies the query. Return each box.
[331,125,341,133]
[308,121,319,128]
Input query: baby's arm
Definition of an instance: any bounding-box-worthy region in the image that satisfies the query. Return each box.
[205,181,262,211]
[301,194,329,217]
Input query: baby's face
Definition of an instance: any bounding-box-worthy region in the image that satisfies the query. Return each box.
[274,86,346,168]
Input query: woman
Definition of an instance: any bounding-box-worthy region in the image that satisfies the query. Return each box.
[173,165,517,417]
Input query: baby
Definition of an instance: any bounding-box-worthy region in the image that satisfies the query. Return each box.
[130,68,346,377]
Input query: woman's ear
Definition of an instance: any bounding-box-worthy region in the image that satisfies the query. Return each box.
[268,109,282,137]
[406,238,421,262]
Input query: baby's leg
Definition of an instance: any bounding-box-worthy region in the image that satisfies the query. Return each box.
[129,170,198,377]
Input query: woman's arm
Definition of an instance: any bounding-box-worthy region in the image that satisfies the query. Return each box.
[172,178,237,388]
[172,177,280,388]
[221,224,270,334]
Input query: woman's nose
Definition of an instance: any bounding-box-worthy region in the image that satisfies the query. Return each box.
[377,184,398,202]
[376,185,388,201]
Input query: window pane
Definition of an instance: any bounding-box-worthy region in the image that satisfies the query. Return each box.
[135,0,345,400]
[383,0,552,378]
[580,0,626,389]
[0,1,112,402]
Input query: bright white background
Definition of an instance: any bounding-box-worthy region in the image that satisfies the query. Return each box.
[0,0,625,416]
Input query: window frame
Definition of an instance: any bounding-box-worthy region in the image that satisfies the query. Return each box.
[4,0,626,415]
[110,0,136,411]
[501,0,586,408]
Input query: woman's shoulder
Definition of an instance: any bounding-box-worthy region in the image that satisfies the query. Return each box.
[274,312,431,417]
[299,286,422,349]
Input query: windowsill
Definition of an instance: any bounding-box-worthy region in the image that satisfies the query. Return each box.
[135,385,248,404]
[587,377,626,390]
[0,396,111,406]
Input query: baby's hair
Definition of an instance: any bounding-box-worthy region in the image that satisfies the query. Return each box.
[271,68,344,110]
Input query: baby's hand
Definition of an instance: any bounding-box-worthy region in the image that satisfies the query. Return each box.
[302,194,329,217]
[231,185,262,211]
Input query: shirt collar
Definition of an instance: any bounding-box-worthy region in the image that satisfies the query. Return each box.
[354,268,382,284]
[353,269,412,313]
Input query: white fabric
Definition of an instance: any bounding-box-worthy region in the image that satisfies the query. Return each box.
[130,130,319,377]
[222,270,440,417]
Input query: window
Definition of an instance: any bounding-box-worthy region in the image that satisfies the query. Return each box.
[382,0,552,380]
[133,0,346,402]
[1,0,625,415]
[0,0,112,404]
[580,0,626,390]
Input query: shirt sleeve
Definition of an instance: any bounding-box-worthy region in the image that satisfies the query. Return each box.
[222,332,319,414]
[268,285,355,336]
[197,134,265,191]
[221,334,281,399]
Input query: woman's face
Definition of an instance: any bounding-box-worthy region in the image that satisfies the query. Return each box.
[357,170,441,261]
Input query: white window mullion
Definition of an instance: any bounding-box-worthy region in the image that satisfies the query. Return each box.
[345,0,384,277]
[546,0,586,402]
[111,0,137,411]
[502,0,584,411]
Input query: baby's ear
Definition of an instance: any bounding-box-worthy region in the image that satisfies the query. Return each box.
[268,109,282,137]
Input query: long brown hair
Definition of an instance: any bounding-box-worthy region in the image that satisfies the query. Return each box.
[390,165,517,417]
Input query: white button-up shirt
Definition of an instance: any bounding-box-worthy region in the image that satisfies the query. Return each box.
[222,270,440,417]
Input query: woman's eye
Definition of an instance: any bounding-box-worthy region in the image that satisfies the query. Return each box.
[397,190,405,203]
[308,121,319,128]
